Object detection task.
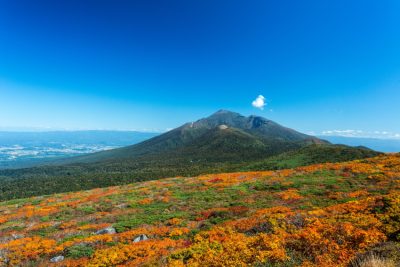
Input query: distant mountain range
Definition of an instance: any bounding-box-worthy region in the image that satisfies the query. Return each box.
[0,110,381,200]
[320,136,400,153]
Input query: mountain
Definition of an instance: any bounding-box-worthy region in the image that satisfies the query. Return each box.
[57,110,326,164]
[0,110,381,200]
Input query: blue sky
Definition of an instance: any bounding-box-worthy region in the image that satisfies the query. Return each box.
[0,0,399,138]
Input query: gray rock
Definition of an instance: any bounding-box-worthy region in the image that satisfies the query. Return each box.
[133,234,148,242]
[50,255,64,263]
[95,227,116,235]
[11,233,24,240]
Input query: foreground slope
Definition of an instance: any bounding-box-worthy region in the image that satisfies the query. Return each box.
[1,154,400,266]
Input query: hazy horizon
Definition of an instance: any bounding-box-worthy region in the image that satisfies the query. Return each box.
[0,126,400,141]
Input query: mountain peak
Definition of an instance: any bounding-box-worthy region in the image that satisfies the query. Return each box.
[212,110,265,121]
[212,109,239,116]
[182,110,325,144]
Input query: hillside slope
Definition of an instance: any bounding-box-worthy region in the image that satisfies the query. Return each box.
[0,143,380,201]
[0,154,399,266]
[0,110,381,201]
[242,144,381,170]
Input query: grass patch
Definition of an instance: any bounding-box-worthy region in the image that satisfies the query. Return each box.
[66,244,94,259]
[114,201,188,232]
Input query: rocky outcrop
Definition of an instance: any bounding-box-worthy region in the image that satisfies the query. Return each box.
[133,234,148,242]
[95,227,116,235]
[50,255,64,263]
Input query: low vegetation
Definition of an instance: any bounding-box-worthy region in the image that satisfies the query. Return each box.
[0,144,379,201]
[0,154,399,266]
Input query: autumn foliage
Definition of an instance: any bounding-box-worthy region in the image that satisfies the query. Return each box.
[0,154,399,266]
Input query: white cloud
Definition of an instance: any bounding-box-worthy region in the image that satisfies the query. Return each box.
[252,95,266,110]
[321,130,362,137]
[321,129,400,139]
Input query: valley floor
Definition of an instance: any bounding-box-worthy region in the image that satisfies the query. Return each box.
[1,154,400,266]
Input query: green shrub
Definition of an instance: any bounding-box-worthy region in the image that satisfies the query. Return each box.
[66,244,94,259]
